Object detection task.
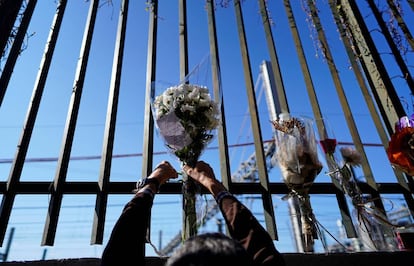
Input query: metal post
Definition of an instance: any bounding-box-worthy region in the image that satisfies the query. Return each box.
[0,0,37,107]
[306,0,386,214]
[92,0,129,245]
[0,227,14,261]
[0,0,67,247]
[0,0,24,57]
[258,0,289,114]
[206,0,232,189]
[178,0,197,241]
[233,0,277,240]
[283,0,356,239]
[338,0,406,133]
[386,0,414,51]
[368,0,414,94]
[42,0,99,246]
[329,0,414,218]
[261,60,303,248]
[141,0,158,179]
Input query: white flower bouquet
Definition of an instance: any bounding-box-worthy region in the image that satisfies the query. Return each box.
[152,83,220,167]
[150,54,221,242]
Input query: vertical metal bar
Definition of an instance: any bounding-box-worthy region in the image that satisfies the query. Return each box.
[257,0,289,114]
[330,0,414,218]
[0,0,24,57]
[2,227,14,261]
[307,0,388,218]
[178,0,197,241]
[339,0,406,133]
[408,0,414,11]
[282,0,323,128]
[0,0,37,107]
[179,0,188,82]
[257,6,301,244]
[386,0,414,51]
[261,60,305,248]
[0,0,67,247]
[141,0,158,179]
[329,0,400,149]
[233,0,277,240]
[339,0,414,217]
[283,0,356,239]
[42,0,99,246]
[206,0,232,189]
[141,0,158,254]
[368,0,414,94]
[91,0,128,245]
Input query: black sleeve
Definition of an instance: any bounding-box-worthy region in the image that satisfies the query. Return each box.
[218,193,285,266]
[101,192,153,266]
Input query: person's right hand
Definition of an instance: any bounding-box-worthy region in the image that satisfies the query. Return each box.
[184,161,227,198]
[183,161,216,185]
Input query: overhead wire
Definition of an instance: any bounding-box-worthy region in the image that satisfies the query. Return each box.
[0,139,383,164]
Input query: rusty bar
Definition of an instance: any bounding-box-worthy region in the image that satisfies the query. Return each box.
[91,0,129,245]
[329,0,414,218]
[0,0,67,247]
[339,0,406,133]
[42,0,99,246]
[339,0,414,216]
[328,0,396,160]
[233,0,277,240]
[368,0,414,94]
[386,0,414,51]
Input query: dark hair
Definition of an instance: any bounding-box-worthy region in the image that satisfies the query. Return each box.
[165,232,253,266]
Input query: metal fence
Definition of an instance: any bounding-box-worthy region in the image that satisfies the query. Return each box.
[0,0,413,257]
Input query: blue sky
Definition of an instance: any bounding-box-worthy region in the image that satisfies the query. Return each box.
[0,0,413,261]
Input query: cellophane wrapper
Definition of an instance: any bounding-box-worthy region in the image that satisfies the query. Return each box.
[273,116,322,194]
[273,115,322,252]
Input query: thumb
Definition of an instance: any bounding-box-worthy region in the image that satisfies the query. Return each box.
[182,164,192,175]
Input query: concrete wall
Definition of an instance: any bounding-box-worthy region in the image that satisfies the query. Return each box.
[0,252,414,266]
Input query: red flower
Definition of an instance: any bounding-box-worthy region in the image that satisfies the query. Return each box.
[387,127,414,176]
[319,138,337,154]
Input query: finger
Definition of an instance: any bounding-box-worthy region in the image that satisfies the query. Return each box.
[185,168,193,177]
[182,165,194,177]
[182,164,190,173]
[171,172,179,179]
[156,161,167,168]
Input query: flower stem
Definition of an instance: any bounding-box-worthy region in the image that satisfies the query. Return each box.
[298,193,315,252]
[182,171,197,241]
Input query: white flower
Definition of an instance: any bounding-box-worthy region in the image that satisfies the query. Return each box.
[180,104,196,113]
[340,147,362,166]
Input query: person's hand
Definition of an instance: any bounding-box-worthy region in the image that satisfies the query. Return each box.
[183,161,226,197]
[148,161,178,185]
[182,161,216,186]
